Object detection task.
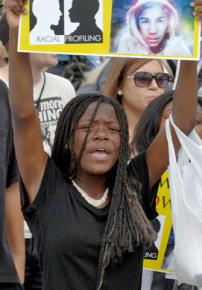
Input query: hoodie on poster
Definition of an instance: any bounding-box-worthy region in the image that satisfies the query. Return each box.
[110,0,194,57]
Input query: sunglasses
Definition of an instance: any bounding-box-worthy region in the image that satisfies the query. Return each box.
[125,72,173,89]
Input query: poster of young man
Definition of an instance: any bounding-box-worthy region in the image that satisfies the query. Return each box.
[110,0,199,58]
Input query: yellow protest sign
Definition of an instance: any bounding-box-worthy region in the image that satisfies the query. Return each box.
[18,0,200,60]
[143,170,174,273]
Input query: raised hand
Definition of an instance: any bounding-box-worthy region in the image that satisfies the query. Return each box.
[4,0,27,29]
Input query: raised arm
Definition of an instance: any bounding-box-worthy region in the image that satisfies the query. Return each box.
[5,0,47,203]
[147,59,197,188]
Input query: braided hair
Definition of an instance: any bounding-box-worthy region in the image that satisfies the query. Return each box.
[52,93,157,290]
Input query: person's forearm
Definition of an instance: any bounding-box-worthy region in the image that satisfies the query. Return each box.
[6,3,48,205]
[9,28,35,120]
[172,60,197,133]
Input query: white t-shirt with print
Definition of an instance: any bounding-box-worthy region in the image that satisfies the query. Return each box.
[34,72,75,156]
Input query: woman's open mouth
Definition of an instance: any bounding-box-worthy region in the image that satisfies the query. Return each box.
[90,148,110,161]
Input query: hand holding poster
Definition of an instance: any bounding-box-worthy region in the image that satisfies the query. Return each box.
[18,0,201,60]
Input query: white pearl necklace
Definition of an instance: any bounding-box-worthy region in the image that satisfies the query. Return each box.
[72,180,109,208]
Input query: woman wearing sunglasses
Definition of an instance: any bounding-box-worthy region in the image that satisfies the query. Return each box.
[103,57,173,151]
[115,0,192,56]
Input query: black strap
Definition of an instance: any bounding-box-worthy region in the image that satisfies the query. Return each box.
[35,72,46,110]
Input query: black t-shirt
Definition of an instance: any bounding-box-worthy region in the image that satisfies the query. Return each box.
[20,151,157,290]
[0,80,19,283]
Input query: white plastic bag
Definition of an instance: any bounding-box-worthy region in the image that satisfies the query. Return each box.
[165,115,202,287]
